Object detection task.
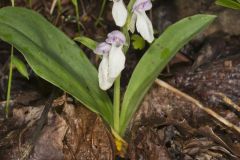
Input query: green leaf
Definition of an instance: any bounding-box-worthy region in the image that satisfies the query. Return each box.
[12,56,29,79]
[0,7,113,125]
[74,36,97,51]
[131,34,146,50]
[119,14,216,136]
[216,0,240,9]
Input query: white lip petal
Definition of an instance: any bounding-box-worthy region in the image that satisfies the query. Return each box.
[108,45,126,78]
[98,55,115,90]
[135,11,154,43]
[112,0,128,27]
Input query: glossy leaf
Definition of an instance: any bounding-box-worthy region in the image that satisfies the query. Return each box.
[119,14,216,136]
[74,36,97,51]
[216,0,240,9]
[0,7,113,125]
[12,56,29,79]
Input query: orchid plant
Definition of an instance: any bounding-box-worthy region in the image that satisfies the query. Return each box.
[0,0,216,155]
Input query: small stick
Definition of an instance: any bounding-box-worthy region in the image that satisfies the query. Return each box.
[154,79,240,134]
[211,92,240,113]
[50,0,58,15]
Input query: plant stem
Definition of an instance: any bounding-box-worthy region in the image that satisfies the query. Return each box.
[29,0,32,8]
[95,0,107,26]
[5,46,14,118]
[117,0,135,137]
[6,0,15,118]
[57,0,62,14]
[127,0,137,10]
[75,2,81,32]
[113,75,121,133]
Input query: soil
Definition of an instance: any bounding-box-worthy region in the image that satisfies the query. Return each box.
[0,0,240,160]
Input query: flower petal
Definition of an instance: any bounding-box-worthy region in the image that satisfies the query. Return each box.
[98,55,115,90]
[106,30,126,47]
[112,0,128,27]
[94,42,111,55]
[135,11,154,43]
[108,45,125,78]
[133,0,152,12]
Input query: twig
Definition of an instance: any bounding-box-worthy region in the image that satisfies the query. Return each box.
[211,92,240,113]
[50,0,58,15]
[154,79,240,134]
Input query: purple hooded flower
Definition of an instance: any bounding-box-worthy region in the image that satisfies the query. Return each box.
[93,30,126,90]
[133,0,152,12]
[106,30,126,47]
[94,42,111,55]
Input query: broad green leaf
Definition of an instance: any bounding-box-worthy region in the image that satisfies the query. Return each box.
[0,7,113,125]
[216,0,240,9]
[12,56,29,79]
[74,36,97,51]
[131,34,145,50]
[119,14,216,136]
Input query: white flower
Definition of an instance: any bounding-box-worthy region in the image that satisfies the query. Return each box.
[106,30,126,78]
[94,31,126,90]
[112,0,128,27]
[132,0,154,43]
[94,42,115,90]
